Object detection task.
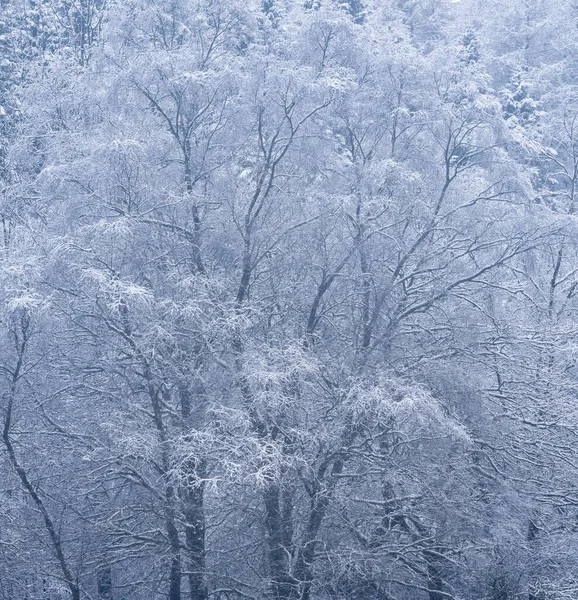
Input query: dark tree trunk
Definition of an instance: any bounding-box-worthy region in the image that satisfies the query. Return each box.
[167,514,182,600]
[263,483,296,600]
[183,459,208,600]
[97,565,113,600]
[179,384,208,600]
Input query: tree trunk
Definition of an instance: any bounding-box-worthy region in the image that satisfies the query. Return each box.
[263,483,296,600]
[179,384,208,600]
[97,565,113,600]
[166,513,182,600]
[183,459,208,600]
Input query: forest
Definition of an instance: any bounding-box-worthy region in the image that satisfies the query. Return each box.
[1,0,578,598]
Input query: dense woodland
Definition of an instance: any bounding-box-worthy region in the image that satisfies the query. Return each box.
[2,0,578,598]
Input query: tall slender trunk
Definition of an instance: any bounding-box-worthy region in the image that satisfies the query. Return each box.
[263,483,297,600]
[184,147,205,275]
[140,356,182,600]
[165,481,182,600]
[183,459,207,600]
[147,384,181,600]
[179,383,208,600]
[355,184,372,361]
